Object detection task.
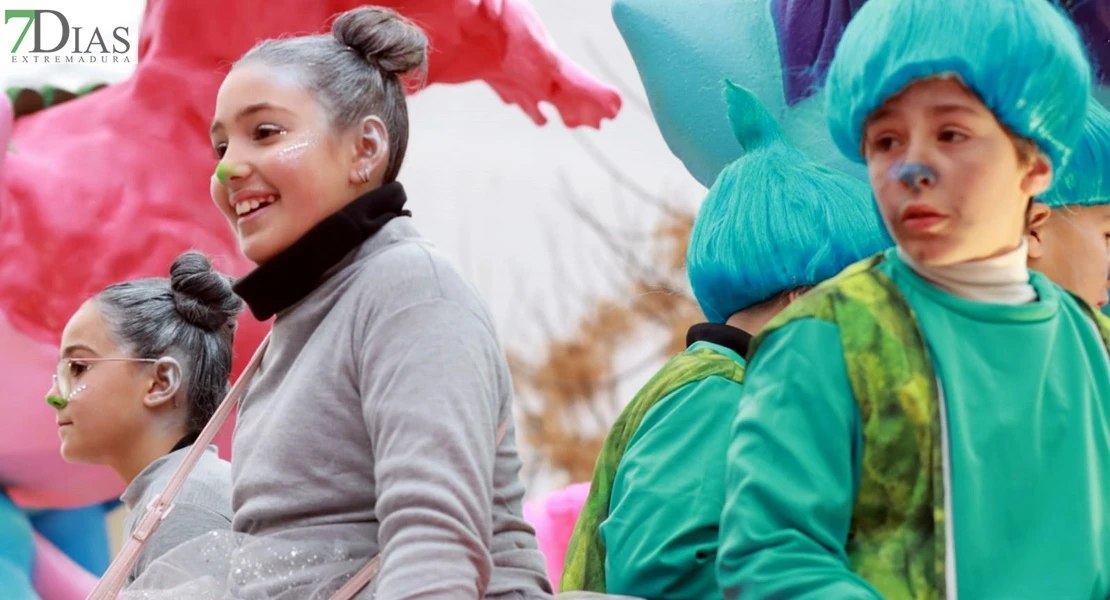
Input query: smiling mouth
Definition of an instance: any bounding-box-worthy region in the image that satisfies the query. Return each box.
[233,195,279,217]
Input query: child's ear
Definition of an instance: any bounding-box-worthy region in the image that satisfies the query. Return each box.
[1026,202,1052,261]
[1021,152,1054,199]
[348,115,390,186]
[786,286,813,304]
[143,357,183,409]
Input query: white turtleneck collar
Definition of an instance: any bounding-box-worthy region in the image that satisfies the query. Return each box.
[896,240,1037,305]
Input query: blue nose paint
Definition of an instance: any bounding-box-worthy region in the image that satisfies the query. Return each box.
[892,162,938,191]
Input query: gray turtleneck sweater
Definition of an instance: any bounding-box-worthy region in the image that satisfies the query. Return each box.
[231,217,552,599]
[120,444,232,584]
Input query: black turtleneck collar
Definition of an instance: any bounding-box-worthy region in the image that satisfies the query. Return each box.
[685,322,752,357]
[233,182,411,320]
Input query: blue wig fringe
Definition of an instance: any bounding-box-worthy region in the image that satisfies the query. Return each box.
[1040,98,1110,208]
[825,0,1091,174]
[687,81,893,323]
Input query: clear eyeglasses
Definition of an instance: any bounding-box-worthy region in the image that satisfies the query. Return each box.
[48,357,161,409]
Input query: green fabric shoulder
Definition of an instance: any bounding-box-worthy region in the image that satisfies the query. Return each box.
[747,253,947,600]
[560,346,745,593]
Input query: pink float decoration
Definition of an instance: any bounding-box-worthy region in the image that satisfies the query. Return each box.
[31,533,100,600]
[524,481,590,587]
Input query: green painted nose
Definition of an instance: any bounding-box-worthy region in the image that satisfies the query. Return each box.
[215,161,239,184]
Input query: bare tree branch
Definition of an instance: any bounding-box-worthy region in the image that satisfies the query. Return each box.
[543,222,596,323]
[569,130,689,220]
[556,173,676,288]
[506,132,703,482]
[500,260,535,346]
[518,336,676,400]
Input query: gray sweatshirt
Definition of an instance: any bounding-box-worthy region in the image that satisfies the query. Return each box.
[120,444,232,584]
[231,217,552,599]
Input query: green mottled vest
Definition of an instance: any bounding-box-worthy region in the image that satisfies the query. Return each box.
[560,347,746,593]
[749,254,1110,600]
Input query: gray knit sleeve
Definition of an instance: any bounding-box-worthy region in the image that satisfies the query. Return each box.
[358,298,503,598]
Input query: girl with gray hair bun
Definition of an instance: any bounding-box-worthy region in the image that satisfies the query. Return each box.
[47,250,241,585]
[133,5,556,599]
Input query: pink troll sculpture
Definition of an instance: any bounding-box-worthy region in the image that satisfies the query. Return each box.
[0,0,619,597]
[524,481,592,588]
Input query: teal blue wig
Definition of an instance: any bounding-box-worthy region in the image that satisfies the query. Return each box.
[1040,99,1110,208]
[687,82,893,323]
[825,0,1091,172]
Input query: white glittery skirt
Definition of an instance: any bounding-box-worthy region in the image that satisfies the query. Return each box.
[120,530,373,599]
[120,530,645,599]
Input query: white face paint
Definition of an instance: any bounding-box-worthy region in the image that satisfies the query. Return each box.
[275,140,312,161]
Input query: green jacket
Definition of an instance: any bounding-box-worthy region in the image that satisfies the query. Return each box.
[561,326,747,594]
[719,251,1110,599]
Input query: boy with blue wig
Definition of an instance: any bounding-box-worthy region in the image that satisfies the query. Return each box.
[559,82,891,598]
[716,0,1110,598]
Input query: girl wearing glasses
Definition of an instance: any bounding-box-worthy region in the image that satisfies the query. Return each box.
[47,250,243,584]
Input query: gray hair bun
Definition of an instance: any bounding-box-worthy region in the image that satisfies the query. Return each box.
[332,6,428,77]
[170,251,243,332]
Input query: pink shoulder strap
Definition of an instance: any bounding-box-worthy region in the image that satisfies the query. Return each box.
[87,333,511,600]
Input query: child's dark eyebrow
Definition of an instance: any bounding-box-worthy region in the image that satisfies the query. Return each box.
[61,343,98,357]
[866,107,893,126]
[210,103,292,135]
[929,104,980,117]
